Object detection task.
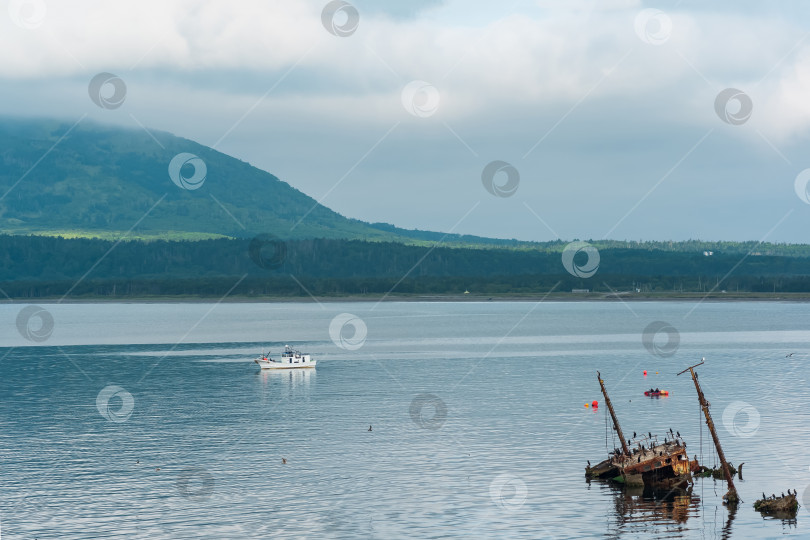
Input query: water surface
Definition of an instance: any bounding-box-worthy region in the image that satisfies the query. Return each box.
[1,301,808,538]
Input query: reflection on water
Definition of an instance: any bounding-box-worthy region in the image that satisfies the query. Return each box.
[591,479,701,537]
[593,479,793,539]
[257,368,315,401]
[758,509,798,530]
[5,302,810,538]
[722,503,738,540]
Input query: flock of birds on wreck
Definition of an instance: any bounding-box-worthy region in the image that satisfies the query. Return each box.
[586,359,800,520]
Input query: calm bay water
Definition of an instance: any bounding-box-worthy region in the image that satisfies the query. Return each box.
[1,300,809,539]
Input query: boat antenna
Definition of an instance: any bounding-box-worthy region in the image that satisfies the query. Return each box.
[678,358,738,504]
[596,371,630,457]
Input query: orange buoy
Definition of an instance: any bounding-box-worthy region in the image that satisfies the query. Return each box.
[643,370,647,376]
[592,400,598,408]
[584,403,589,408]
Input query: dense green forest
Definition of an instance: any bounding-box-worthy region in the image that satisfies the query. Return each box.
[4,118,809,299]
[3,235,810,299]
[0,118,406,241]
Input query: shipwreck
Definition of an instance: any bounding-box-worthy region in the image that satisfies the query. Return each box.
[677,359,739,504]
[586,371,698,489]
[754,490,799,517]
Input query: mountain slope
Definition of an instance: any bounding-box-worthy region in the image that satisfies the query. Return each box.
[0,117,402,241]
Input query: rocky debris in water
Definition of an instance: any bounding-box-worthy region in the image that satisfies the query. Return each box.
[754,490,799,515]
[696,462,740,479]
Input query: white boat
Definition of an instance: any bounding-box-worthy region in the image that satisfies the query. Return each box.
[254,345,316,369]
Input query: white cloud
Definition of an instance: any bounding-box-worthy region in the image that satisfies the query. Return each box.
[4,0,810,240]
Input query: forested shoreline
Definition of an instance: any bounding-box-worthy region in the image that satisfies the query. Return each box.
[3,234,810,299]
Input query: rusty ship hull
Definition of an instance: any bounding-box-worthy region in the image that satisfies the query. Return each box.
[587,440,698,488]
[587,371,697,489]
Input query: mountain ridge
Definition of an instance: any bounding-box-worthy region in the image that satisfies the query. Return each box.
[0,116,408,241]
[3,117,810,259]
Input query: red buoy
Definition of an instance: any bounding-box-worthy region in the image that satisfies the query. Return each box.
[592,400,598,408]
[643,370,647,376]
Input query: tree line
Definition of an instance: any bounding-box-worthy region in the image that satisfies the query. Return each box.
[2,234,810,298]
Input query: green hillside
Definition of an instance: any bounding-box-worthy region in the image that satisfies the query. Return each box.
[0,117,403,241]
[4,117,810,261]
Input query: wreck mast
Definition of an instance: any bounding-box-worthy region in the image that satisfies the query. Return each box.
[597,371,630,456]
[677,359,738,504]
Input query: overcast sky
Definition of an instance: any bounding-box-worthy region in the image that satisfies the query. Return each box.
[4,0,810,242]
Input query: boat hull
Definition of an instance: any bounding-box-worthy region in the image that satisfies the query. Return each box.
[586,458,620,479]
[255,358,316,369]
[595,443,695,489]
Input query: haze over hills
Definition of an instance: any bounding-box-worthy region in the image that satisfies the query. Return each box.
[0,117,417,241]
[2,117,810,258]
[5,118,810,299]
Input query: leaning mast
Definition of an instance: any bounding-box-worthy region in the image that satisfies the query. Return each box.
[596,371,630,456]
[678,359,738,504]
